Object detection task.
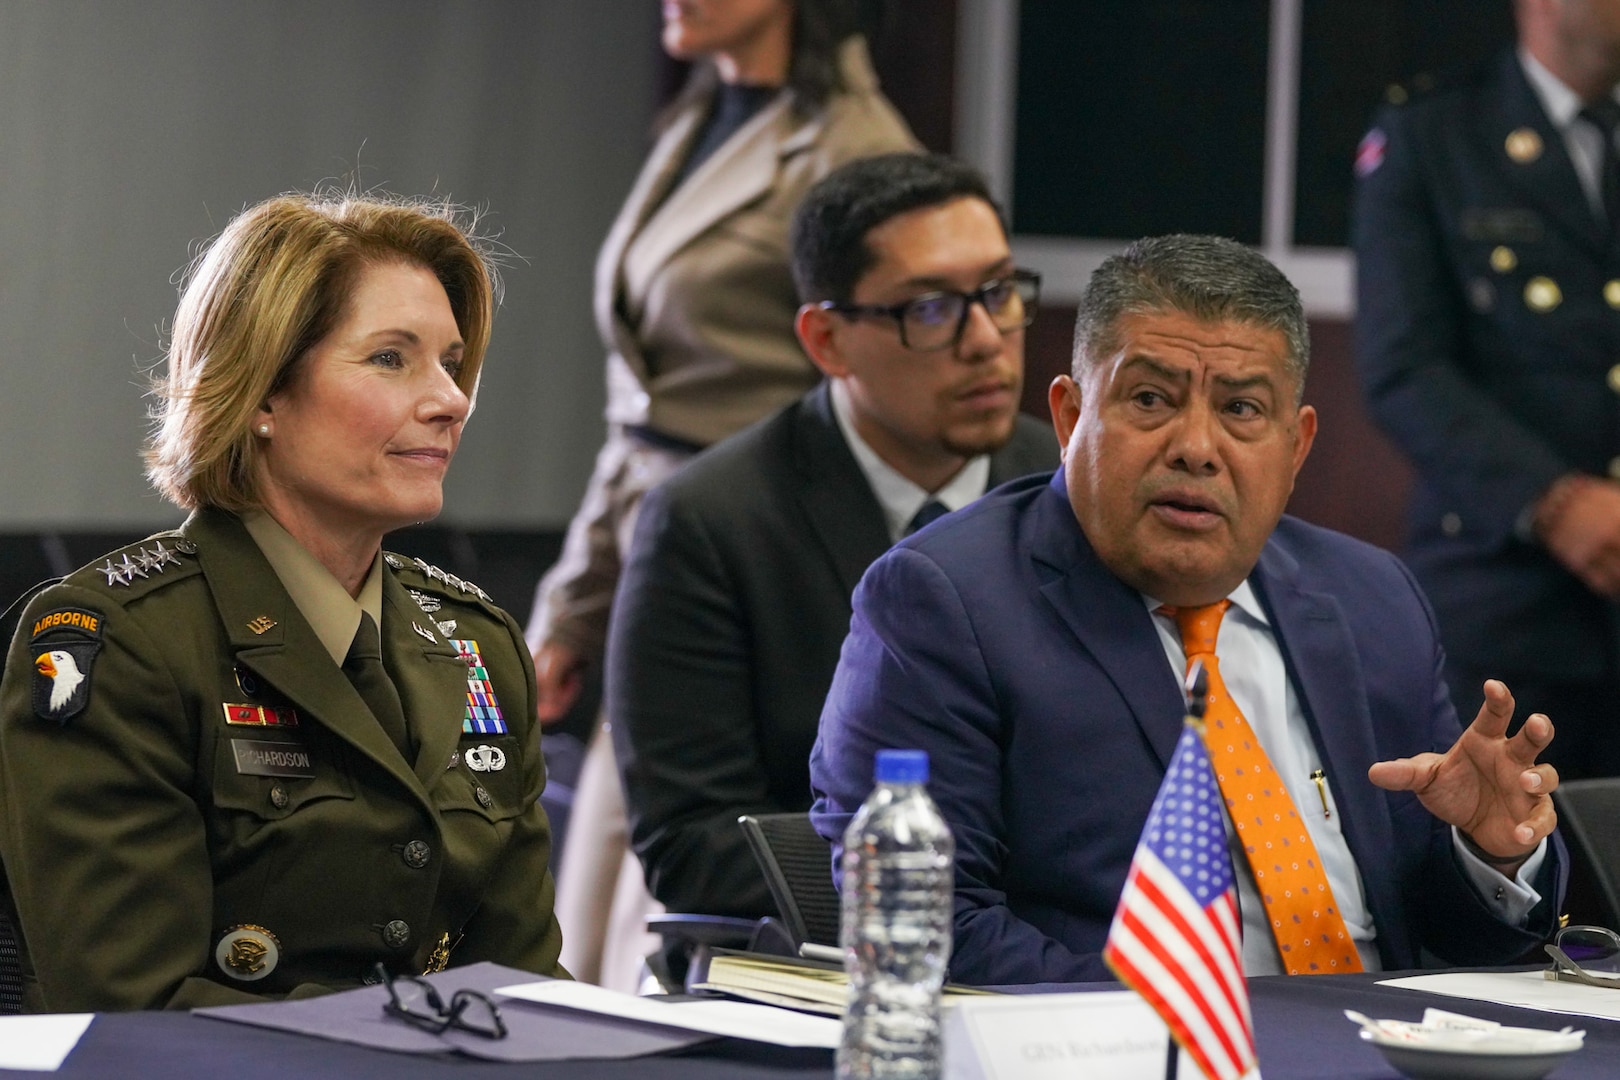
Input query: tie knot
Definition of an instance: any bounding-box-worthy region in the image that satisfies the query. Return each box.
[1162,600,1231,657]
[1581,99,1620,138]
[346,612,383,665]
[905,499,950,536]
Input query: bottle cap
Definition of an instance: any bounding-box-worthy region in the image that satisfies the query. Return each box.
[874,749,928,785]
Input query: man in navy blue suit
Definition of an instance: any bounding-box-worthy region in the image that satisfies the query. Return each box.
[810,235,1566,986]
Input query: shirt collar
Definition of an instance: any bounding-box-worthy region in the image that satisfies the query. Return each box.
[242,510,384,665]
[1142,578,1269,628]
[1517,47,1620,128]
[829,378,992,542]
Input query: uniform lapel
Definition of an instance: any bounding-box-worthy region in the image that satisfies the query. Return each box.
[1030,473,1186,767]
[1248,537,1403,941]
[381,573,472,788]
[1483,51,1607,258]
[793,383,894,597]
[185,510,424,799]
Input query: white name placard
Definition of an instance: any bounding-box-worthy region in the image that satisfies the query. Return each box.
[943,991,1179,1080]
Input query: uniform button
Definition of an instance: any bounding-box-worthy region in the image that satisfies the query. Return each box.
[1606,280,1620,309]
[402,840,432,869]
[1608,457,1620,480]
[475,786,493,809]
[1524,276,1562,312]
[382,920,411,949]
[1609,364,1620,395]
[1489,245,1516,273]
[269,783,289,811]
[1441,512,1462,537]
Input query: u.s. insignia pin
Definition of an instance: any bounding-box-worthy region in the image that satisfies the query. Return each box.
[216,924,281,981]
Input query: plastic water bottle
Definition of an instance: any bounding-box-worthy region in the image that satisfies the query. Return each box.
[838,749,955,1080]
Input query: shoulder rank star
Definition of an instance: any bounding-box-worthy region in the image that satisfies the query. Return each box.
[412,558,493,603]
[97,540,191,587]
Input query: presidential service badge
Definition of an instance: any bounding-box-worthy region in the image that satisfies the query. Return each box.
[29,607,104,724]
[216,924,281,981]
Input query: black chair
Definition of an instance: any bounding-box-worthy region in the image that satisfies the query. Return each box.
[1552,778,1620,929]
[739,812,841,949]
[1,909,23,1015]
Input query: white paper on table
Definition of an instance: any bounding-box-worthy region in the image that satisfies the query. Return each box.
[494,980,841,1049]
[0,1014,94,1071]
[1378,970,1620,1023]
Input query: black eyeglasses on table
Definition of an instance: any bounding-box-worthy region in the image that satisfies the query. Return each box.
[374,962,509,1039]
[1544,924,1620,989]
[818,268,1041,352]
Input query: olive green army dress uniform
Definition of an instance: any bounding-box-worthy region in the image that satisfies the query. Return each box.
[0,508,565,1011]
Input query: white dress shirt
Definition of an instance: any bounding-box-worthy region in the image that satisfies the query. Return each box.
[830,379,991,542]
[1144,582,1547,976]
[1520,48,1620,222]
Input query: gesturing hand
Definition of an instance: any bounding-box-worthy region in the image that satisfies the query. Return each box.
[1366,680,1557,873]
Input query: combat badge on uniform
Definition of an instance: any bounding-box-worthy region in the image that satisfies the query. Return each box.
[29,607,104,724]
[450,639,507,735]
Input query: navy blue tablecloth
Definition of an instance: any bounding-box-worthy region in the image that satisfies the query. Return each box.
[11,970,1617,1078]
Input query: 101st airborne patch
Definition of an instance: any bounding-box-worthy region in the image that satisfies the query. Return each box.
[29,607,104,724]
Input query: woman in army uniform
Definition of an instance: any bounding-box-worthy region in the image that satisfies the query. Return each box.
[0,193,565,1010]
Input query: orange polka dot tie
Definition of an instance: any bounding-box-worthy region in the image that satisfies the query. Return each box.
[1166,601,1363,975]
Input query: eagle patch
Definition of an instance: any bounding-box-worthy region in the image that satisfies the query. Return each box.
[30,606,104,723]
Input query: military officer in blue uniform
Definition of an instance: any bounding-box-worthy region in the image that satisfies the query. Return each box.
[1354,0,1620,779]
[0,193,565,1010]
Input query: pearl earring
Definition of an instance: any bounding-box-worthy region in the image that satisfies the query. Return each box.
[257,424,270,437]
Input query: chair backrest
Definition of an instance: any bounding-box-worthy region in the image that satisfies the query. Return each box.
[1552,777,1620,929]
[0,909,23,1015]
[739,813,841,948]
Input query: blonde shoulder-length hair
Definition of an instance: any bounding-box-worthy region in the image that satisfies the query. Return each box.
[145,192,497,511]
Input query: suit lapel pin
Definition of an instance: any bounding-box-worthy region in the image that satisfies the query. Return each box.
[1504,127,1542,164]
[436,619,457,637]
[246,615,276,635]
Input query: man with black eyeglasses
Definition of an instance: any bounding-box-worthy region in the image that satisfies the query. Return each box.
[604,154,1058,939]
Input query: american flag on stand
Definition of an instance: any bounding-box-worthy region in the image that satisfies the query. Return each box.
[1103,674,1258,1080]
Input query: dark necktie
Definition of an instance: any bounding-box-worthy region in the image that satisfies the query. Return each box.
[905,499,950,537]
[1579,99,1620,230]
[344,612,411,757]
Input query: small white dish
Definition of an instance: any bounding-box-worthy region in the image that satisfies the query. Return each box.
[1345,1008,1583,1080]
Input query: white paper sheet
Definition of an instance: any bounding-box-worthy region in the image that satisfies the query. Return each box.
[1378,970,1620,1023]
[0,1014,94,1071]
[494,980,841,1048]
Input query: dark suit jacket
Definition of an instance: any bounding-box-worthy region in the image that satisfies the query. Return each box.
[1354,47,1620,681]
[0,510,563,1011]
[607,382,1059,918]
[809,471,1565,986]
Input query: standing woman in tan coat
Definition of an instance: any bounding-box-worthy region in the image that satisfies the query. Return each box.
[527,0,916,988]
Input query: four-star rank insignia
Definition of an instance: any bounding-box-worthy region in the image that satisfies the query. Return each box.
[29,606,104,724]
